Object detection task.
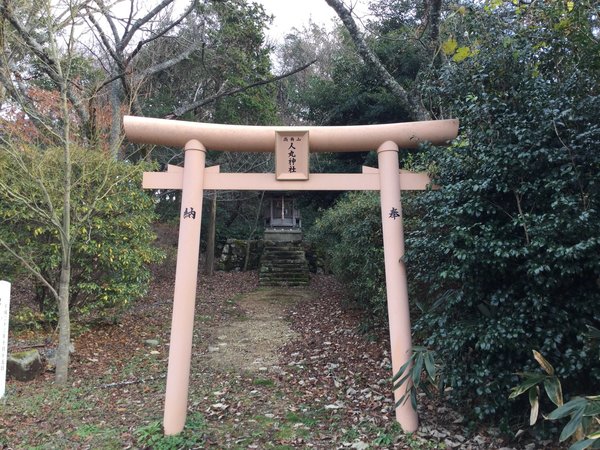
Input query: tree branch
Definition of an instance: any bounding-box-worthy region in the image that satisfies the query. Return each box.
[99,373,166,389]
[125,0,197,65]
[514,190,530,246]
[0,2,89,125]
[140,37,204,78]
[0,3,59,77]
[0,239,59,301]
[166,59,318,119]
[324,0,430,121]
[86,11,122,64]
[0,178,55,224]
[118,0,175,51]
[91,0,122,48]
[0,70,63,141]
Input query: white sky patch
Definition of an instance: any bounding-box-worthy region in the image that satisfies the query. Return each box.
[255,0,371,43]
[256,0,337,41]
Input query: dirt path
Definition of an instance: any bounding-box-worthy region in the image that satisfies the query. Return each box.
[203,288,310,373]
[1,269,551,449]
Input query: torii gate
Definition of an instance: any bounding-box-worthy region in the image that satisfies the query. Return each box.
[123,115,459,436]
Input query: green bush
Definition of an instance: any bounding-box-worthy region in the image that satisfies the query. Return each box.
[407,4,600,423]
[307,191,387,327]
[510,350,600,449]
[9,306,45,331]
[0,146,164,321]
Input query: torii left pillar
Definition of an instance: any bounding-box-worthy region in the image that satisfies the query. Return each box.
[163,139,206,435]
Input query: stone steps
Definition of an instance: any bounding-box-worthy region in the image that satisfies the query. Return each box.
[259,243,310,287]
[260,266,308,273]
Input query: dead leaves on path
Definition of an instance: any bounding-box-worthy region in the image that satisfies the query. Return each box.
[3,263,552,448]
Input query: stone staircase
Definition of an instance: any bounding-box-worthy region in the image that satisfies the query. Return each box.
[259,242,310,287]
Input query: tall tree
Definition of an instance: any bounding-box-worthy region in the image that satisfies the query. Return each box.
[275,21,344,125]
[0,0,95,383]
[324,0,430,121]
[131,0,279,125]
[84,0,202,157]
[138,1,298,253]
[0,0,161,383]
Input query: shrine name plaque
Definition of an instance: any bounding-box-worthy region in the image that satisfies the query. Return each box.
[275,131,309,180]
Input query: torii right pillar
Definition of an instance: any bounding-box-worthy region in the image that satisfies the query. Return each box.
[378,140,419,432]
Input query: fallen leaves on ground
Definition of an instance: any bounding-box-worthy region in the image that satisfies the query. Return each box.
[1,226,562,449]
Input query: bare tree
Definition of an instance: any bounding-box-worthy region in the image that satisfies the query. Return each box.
[0,0,124,383]
[83,0,203,157]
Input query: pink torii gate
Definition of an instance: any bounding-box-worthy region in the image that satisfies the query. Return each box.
[123,115,458,436]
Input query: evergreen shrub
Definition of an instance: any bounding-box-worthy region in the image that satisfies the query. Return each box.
[408,5,600,422]
[0,146,164,322]
[308,191,388,327]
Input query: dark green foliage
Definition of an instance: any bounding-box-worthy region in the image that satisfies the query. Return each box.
[137,0,280,240]
[510,350,599,448]
[307,192,387,327]
[0,146,163,321]
[296,33,415,126]
[277,19,421,230]
[407,3,600,422]
[278,13,422,127]
[137,0,277,126]
[206,0,278,125]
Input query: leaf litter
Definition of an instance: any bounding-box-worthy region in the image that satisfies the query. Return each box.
[0,225,562,449]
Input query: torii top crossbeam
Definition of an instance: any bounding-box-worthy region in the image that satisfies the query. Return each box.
[123,116,458,152]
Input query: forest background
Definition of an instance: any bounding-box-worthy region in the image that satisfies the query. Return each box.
[0,0,598,446]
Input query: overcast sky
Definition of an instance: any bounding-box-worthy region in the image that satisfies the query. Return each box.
[255,0,370,42]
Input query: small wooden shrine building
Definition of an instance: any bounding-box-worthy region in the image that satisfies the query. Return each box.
[263,193,302,242]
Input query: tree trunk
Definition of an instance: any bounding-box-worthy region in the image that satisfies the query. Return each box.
[109,79,122,159]
[56,108,72,384]
[324,0,430,121]
[204,191,217,276]
[54,262,71,383]
[55,36,73,382]
[55,116,72,383]
[428,0,443,45]
[243,192,264,272]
